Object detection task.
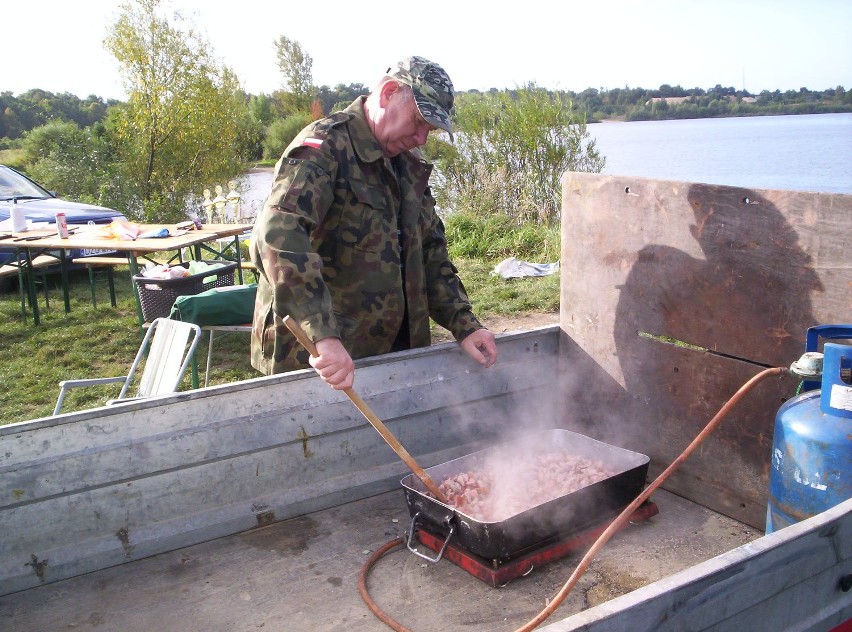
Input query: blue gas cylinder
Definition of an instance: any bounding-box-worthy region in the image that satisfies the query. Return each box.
[766,340,852,533]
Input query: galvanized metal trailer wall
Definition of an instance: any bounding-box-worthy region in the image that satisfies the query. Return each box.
[541,497,852,632]
[0,329,560,596]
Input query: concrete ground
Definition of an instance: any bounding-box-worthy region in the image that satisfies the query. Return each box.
[0,488,761,632]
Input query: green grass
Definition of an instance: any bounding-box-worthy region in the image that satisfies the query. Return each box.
[451,258,560,314]
[446,212,561,262]
[0,217,560,425]
[444,211,561,316]
[0,267,257,424]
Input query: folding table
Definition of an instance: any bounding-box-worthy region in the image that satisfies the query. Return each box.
[0,223,253,326]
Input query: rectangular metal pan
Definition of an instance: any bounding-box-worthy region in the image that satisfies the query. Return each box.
[401,429,650,561]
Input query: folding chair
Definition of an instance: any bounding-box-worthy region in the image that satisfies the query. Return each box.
[53,317,201,415]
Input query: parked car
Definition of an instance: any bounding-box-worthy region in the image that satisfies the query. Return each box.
[0,165,126,275]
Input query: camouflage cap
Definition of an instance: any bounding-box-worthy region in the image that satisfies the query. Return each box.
[388,56,455,140]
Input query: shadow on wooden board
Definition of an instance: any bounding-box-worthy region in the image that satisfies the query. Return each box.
[560,173,851,528]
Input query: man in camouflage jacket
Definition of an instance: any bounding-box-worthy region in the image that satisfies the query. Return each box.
[250,56,498,390]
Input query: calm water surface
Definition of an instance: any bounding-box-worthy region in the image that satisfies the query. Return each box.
[587,113,852,194]
[237,113,852,212]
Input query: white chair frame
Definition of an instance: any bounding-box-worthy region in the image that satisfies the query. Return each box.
[53,318,201,415]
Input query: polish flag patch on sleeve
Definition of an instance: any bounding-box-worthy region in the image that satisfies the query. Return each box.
[301,137,324,149]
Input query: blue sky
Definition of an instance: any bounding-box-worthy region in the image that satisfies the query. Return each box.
[6,0,851,100]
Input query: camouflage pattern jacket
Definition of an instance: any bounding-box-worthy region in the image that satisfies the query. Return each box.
[250,97,483,375]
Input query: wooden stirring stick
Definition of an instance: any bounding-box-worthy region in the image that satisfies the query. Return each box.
[283,316,448,503]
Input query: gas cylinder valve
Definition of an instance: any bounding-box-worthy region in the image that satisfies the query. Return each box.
[790,351,823,380]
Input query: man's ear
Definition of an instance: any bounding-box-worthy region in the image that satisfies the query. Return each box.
[378,80,400,107]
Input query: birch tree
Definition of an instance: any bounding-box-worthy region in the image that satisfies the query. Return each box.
[105,0,249,221]
[274,35,315,115]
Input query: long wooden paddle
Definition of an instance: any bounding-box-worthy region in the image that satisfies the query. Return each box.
[283,316,448,503]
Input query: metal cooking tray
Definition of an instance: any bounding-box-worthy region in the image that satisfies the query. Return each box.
[401,429,650,561]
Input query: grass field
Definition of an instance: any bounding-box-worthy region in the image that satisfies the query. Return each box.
[0,263,255,423]
[0,255,559,425]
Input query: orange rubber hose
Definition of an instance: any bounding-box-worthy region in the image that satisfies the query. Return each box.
[357,537,412,632]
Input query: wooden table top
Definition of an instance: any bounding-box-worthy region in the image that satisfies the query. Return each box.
[0,223,253,253]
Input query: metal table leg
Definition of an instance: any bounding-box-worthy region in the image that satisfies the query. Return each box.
[127,253,145,333]
[23,248,40,326]
[205,329,216,387]
[86,265,98,309]
[13,248,27,323]
[59,248,71,313]
[232,235,244,285]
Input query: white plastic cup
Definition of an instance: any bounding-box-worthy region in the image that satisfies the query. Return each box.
[11,205,27,232]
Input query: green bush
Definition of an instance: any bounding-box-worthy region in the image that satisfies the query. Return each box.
[262,113,313,160]
[22,121,130,211]
[22,120,86,165]
[0,145,26,169]
[428,84,605,226]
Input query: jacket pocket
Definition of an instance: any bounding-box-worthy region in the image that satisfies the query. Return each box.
[347,178,393,253]
[333,311,360,340]
[261,304,276,359]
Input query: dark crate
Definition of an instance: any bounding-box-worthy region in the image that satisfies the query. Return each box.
[133,260,237,322]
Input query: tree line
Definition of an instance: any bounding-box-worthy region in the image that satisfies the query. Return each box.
[0,91,119,140]
[0,84,369,156]
[4,83,849,147]
[565,84,852,121]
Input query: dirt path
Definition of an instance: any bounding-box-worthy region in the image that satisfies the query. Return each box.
[432,311,560,343]
[483,311,560,333]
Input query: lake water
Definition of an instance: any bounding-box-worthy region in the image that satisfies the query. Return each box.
[587,113,852,194]
[234,168,274,219]
[236,113,852,213]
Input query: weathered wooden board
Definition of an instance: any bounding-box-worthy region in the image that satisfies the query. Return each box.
[559,173,851,528]
[539,497,852,632]
[0,327,561,596]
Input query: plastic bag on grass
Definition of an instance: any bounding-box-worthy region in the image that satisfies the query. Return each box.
[491,257,560,279]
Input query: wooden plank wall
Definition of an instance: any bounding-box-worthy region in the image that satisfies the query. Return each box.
[0,328,561,596]
[558,172,851,528]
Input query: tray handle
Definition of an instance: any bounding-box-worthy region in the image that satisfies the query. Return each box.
[405,512,454,563]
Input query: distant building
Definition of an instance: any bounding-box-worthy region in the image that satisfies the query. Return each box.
[646,95,757,105]
[645,96,693,105]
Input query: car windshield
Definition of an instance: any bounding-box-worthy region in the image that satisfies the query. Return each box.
[0,166,52,201]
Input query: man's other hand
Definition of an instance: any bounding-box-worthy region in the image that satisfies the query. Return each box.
[460,329,498,368]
